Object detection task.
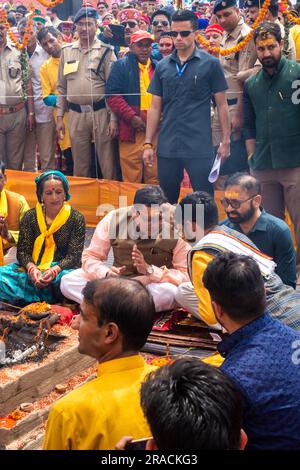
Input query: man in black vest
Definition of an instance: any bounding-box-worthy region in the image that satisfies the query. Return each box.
[61,186,190,312]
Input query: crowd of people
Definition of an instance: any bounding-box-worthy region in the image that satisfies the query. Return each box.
[1,0,300,273]
[0,0,300,452]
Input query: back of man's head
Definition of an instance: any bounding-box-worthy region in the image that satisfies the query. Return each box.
[141,358,244,450]
[176,191,218,231]
[133,185,168,207]
[82,277,155,352]
[203,252,266,323]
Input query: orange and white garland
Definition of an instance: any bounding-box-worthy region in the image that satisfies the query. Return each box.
[0,7,34,50]
[197,0,271,56]
[281,0,300,25]
[35,0,64,8]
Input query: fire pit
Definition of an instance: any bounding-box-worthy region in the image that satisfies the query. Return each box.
[0,304,96,448]
[0,304,66,367]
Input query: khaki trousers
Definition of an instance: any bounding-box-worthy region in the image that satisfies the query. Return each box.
[23,119,56,172]
[68,108,116,179]
[119,132,158,184]
[251,166,300,273]
[0,108,26,169]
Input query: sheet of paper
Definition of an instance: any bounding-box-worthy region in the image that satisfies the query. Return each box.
[208,154,222,183]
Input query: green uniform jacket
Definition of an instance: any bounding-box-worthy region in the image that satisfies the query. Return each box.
[243,57,300,170]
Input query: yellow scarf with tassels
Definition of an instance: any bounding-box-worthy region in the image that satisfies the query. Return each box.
[0,190,8,266]
[138,59,152,111]
[32,202,71,270]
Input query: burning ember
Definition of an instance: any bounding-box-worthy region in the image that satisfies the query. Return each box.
[0,302,67,367]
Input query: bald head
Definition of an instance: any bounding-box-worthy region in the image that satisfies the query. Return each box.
[224,172,261,197]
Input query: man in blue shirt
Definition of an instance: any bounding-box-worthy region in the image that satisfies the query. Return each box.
[221,172,296,288]
[143,9,230,203]
[203,251,300,450]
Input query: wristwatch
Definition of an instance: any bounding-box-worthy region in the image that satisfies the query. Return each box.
[146,264,154,275]
[143,142,153,149]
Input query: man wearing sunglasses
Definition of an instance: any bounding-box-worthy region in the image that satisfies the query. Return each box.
[143,9,230,204]
[220,173,296,288]
[99,9,140,52]
[151,13,171,42]
[150,9,171,61]
[174,191,300,333]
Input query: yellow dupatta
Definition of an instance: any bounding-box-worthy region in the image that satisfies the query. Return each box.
[32,202,71,270]
[138,59,152,111]
[0,190,8,266]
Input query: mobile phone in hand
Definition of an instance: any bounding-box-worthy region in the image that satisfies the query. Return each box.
[109,24,126,46]
[125,437,149,450]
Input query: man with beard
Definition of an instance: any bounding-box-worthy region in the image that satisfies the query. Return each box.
[174,191,300,332]
[243,21,300,289]
[244,0,296,60]
[221,173,296,288]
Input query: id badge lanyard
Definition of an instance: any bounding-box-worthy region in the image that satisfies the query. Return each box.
[176,62,188,78]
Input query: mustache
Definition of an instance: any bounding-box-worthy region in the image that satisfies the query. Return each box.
[227,211,240,217]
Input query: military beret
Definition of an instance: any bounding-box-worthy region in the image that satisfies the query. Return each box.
[244,0,260,8]
[213,0,237,14]
[74,7,98,24]
[16,5,27,14]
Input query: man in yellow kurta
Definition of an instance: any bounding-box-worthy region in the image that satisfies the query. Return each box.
[38,27,73,175]
[43,277,156,450]
[176,191,300,334]
[0,161,29,265]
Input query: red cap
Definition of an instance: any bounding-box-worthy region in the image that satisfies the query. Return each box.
[278,2,286,12]
[139,14,150,25]
[130,30,153,45]
[205,23,224,36]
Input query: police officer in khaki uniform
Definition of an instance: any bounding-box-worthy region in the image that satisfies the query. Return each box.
[56,7,118,178]
[0,17,35,170]
[212,0,257,185]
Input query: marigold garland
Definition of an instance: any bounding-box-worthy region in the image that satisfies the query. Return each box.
[0,7,34,50]
[281,0,300,25]
[35,0,64,8]
[197,0,271,56]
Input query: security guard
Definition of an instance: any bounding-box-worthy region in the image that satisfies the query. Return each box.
[56,7,118,178]
[212,0,257,184]
[0,16,35,169]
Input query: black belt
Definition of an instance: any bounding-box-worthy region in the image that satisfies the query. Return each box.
[227,98,238,106]
[67,99,106,113]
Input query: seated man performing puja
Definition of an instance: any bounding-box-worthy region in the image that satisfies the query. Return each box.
[43,277,156,450]
[0,170,85,305]
[0,160,30,264]
[175,191,300,331]
[61,186,190,312]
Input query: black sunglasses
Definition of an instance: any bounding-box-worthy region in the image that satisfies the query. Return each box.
[121,21,138,28]
[169,30,193,38]
[221,194,258,209]
[152,20,169,27]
